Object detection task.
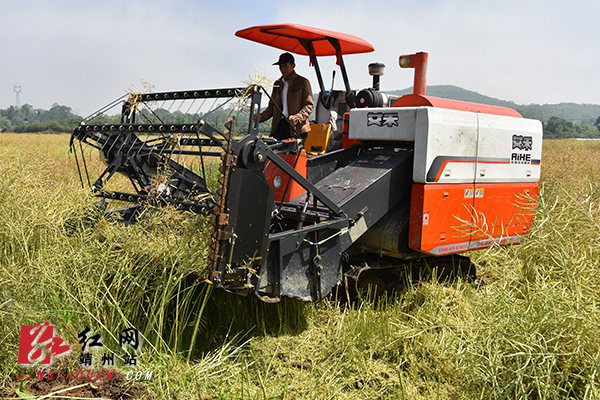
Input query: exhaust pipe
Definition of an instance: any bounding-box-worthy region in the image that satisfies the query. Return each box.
[399,52,429,96]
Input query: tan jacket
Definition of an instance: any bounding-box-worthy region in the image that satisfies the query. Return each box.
[260,71,314,137]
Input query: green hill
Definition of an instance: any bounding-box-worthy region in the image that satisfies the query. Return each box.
[388,85,520,110]
[388,85,600,126]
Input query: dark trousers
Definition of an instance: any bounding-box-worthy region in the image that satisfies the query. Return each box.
[273,119,291,140]
[272,120,307,142]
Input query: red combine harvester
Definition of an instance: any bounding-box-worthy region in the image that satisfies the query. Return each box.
[71,24,542,302]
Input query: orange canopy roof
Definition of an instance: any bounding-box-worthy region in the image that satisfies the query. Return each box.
[235,24,374,57]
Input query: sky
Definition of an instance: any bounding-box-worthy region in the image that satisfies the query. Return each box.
[1,0,598,117]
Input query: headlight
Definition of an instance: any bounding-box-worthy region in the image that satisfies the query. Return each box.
[273,174,282,188]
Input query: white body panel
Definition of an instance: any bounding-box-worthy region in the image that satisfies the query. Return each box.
[348,106,543,184]
[475,113,542,183]
[349,108,417,141]
[413,108,478,184]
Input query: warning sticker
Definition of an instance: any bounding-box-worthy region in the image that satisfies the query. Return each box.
[373,155,392,161]
[423,211,429,226]
[464,188,485,198]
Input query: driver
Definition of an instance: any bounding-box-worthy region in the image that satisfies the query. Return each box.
[257,52,314,141]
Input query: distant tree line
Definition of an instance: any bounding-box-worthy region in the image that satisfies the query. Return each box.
[2,97,600,139]
[0,103,81,132]
[0,103,271,136]
[519,104,600,127]
[543,116,600,139]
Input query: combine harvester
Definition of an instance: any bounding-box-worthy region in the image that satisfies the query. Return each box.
[71,24,542,302]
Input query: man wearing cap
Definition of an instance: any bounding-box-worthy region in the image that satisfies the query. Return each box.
[257,52,314,141]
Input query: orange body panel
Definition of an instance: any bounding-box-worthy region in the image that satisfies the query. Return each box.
[342,132,361,148]
[263,150,308,202]
[342,112,361,148]
[392,94,523,118]
[409,184,475,255]
[469,183,538,250]
[409,183,538,255]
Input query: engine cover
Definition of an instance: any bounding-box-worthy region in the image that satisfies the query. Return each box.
[349,106,543,184]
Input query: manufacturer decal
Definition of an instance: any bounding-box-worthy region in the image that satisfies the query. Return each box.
[512,135,533,151]
[511,153,532,164]
[511,134,533,164]
[367,112,399,128]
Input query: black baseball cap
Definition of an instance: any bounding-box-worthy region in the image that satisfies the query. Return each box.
[273,52,295,65]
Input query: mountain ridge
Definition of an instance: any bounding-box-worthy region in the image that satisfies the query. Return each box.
[384,85,600,126]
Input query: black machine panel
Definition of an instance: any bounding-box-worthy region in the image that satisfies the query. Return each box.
[251,147,415,301]
[224,168,275,265]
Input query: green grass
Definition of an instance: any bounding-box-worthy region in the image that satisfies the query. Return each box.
[1,134,600,399]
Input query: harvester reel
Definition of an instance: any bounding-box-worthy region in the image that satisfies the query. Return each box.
[70,86,256,224]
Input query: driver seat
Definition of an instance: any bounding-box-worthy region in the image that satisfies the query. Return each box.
[304,123,331,157]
